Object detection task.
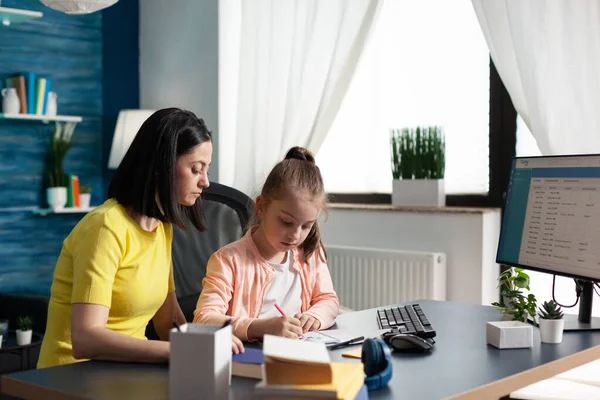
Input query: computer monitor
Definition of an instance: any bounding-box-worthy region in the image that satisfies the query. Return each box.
[497,154,600,331]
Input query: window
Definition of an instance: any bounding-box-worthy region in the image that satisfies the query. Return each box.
[316,0,490,195]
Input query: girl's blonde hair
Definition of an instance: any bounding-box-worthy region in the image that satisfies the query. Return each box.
[253,146,327,261]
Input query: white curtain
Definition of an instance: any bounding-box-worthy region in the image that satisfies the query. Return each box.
[471,0,600,155]
[219,0,382,196]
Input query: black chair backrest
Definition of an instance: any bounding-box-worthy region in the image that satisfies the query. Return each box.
[172,182,254,321]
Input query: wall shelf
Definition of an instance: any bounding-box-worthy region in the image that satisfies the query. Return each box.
[0,7,43,26]
[32,207,95,216]
[0,113,82,123]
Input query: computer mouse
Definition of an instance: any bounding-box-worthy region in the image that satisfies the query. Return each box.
[385,333,433,353]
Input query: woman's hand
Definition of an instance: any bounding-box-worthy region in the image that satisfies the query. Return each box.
[232,334,245,354]
[295,313,321,333]
[247,316,303,339]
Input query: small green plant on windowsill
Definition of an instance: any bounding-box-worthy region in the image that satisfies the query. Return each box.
[491,267,538,323]
[80,185,92,194]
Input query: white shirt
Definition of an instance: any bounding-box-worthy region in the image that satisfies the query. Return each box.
[260,251,302,318]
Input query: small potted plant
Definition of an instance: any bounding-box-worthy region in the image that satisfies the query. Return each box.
[538,300,564,344]
[16,316,33,346]
[79,185,92,208]
[491,267,537,323]
[45,124,74,210]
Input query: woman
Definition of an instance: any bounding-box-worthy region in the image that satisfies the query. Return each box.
[38,108,243,368]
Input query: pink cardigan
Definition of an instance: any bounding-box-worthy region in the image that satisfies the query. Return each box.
[193,228,339,340]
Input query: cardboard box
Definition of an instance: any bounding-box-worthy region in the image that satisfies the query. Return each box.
[486,321,533,349]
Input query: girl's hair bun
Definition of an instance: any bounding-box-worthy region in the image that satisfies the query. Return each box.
[284,146,315,163]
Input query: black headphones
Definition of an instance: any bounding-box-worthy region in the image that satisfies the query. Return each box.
[361,338,393,391]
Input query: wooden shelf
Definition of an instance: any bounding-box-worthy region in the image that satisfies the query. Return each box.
[0,113,82,123]
[0,6,42,26]
[32,207,95,216]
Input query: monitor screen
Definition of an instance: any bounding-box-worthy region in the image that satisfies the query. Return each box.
[497,154,600,282]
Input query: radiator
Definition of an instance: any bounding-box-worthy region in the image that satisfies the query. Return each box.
[326,245,447,311]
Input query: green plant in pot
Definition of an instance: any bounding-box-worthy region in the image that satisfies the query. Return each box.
[538,300,565,343]
[491,267,537,323]
[79,184,92,208]
[16,315,33,346]
[45,123,74,210]
[390,126,446,207]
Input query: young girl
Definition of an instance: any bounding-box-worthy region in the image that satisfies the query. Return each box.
[194,146,339,340]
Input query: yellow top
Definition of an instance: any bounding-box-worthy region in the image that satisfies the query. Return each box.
[37,198,175,368]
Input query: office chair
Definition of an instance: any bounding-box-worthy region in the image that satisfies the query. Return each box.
[146,182,254,339]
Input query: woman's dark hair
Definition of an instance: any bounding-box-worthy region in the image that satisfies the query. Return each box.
[108,108,212,230]
[254,146,328,262]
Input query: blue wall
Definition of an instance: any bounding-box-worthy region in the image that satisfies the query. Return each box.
[0,0,138,295]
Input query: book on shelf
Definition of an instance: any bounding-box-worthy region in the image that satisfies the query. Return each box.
[232,347,263,380]
[263,334,333,385]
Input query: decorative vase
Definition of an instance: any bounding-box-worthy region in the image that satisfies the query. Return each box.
[46,187,68,210]
[16,329,32,346]
[1,87,20,114]
[79,193,91,208]
[45,92,57,116]
[392,179,445,207]
[539,318,564,344]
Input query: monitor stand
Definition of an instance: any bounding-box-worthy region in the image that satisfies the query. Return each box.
[563,280,600,332]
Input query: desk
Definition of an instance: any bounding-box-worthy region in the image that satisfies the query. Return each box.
[3,300,600,400]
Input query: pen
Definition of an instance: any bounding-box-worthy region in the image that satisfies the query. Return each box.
[173,320,182,332]
[328,336,365,350]
[274,303,286,316]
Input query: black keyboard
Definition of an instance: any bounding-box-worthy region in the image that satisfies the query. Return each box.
[377,303,436,339]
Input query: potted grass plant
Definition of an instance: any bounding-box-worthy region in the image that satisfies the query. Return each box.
[538,300,565,344]
[16,316,33,346]
[45,123,74,210]
[390,126,445,207]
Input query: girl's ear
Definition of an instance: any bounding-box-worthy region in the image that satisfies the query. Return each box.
[255,195,265,216]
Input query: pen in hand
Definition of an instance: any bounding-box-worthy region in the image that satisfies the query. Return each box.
[274,303,286,316]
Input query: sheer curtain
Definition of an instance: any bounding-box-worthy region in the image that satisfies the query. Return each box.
[219,0,382,196]
[472,0,600,155]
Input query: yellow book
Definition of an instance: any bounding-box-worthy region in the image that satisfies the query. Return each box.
[255,362,365,399]
[263,334,333,385]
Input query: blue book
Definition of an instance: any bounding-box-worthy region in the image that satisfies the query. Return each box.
[232,347,263,379]
[24,72,36,114]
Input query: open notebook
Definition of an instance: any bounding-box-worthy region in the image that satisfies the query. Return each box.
[511,359,600,399]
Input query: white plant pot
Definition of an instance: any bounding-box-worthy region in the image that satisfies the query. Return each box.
[392,179,445,207]
[46,187,67,210]
[539,318,564,344]
[16,329,32,346]
[79,193,91,208]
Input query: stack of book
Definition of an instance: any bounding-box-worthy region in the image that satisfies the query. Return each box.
[255,335,367,399]
[4,72,52,115]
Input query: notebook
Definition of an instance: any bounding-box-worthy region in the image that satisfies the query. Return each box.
[255,362,365,399]
[232,347,263,380]
[263,335,332,385]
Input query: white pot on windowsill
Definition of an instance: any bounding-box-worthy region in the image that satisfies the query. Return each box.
[392,179,445,207]
[539,318,564,344]
[16,329,32,346]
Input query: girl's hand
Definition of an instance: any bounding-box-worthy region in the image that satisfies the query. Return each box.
[250,316,303,339]
[232,334,245,354]
[295,313,321,333]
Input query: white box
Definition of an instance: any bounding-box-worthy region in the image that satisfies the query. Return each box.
[486,321,533,349]
[169,323,232,400]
